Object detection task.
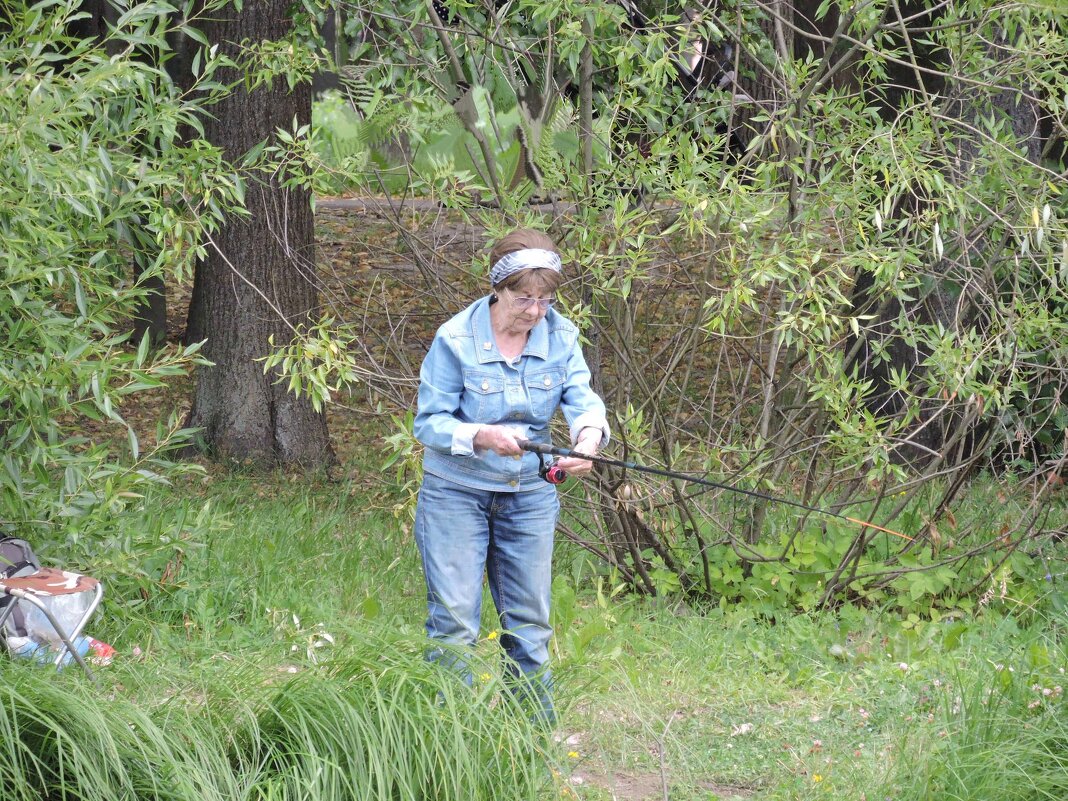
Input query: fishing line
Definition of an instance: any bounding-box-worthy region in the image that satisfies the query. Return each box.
[519,439,913,542]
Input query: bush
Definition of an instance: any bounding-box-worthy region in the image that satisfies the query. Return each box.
[0,2,241,560]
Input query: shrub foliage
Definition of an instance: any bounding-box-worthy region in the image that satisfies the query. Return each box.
[0,2,241,556]
[316,0,1067,612]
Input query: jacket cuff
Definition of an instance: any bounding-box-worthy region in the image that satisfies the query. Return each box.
[570,413,610,448]
[451,423,482,456]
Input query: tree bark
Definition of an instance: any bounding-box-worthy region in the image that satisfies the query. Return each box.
[728,0,794,151]
[312,6,341,96]
[131,264,167,348]
[184,1,335,468]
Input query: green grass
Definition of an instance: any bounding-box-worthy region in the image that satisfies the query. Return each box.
[554,605,1066,800]
[3,477,1065,800]
[881,655,1068,801]
[0,637,553,801]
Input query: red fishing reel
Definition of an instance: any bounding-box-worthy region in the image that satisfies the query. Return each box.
[536,452,567,485]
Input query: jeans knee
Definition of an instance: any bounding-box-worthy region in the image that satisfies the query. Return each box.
[427,596,480,642]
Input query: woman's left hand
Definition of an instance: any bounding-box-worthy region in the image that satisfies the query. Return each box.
[553,430,600,478]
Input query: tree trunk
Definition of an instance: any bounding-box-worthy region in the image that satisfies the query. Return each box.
[131,263,167,348]
[184,1,335,468]
[312,6,341,96]
[729,0,794,151]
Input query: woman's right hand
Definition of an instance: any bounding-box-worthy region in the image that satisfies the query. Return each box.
[473,425,524,456]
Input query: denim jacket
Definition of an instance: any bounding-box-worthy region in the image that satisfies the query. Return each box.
[415,295,610,492]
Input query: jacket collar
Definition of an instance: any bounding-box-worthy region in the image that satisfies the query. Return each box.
[471,295,549,364]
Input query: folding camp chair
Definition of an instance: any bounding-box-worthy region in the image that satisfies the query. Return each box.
[0,568,103,680]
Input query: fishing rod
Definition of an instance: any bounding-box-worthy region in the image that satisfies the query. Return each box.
[518,439,912,542]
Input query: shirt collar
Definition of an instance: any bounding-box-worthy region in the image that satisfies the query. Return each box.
[471,295,549,363]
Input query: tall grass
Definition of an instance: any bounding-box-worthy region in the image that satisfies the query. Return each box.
[0,668,249,801]
[0,635,552,801]
[1,481,553,801]
[245,645,548,801]
[881,630,1068,801]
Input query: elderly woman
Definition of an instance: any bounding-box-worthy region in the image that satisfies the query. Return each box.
[413,228,609,724]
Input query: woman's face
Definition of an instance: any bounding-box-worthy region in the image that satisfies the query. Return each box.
[495,284,554,336]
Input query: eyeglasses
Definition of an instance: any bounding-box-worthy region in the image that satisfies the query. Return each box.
[509,294,555,311]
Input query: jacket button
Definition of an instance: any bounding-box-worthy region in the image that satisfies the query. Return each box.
[481,381,489,390]
[509,480,518,487]
[543,376,552,386]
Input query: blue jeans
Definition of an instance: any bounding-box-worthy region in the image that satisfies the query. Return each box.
[414,471,560,724]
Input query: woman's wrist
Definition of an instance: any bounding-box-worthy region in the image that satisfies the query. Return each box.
[575,427,601,452]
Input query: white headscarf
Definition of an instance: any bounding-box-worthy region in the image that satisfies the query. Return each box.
[489,248,562,286]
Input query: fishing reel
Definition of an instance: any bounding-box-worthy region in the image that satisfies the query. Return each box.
[535,451,567,485]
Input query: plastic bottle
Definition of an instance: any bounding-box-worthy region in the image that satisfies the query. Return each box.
[22,592,92,647]
[5,634,91,668]
[5,635,43,660]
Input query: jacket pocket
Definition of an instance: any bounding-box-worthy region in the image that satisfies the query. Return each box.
[462,370,506,422]
[526,368,566,419]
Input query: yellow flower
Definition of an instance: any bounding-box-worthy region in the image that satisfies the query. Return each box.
[568,751,580,759]
[486,630,498,640]
[479,673,492,683]
[813,774,823,783]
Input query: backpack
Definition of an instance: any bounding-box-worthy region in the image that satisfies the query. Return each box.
[1,536,42,640]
